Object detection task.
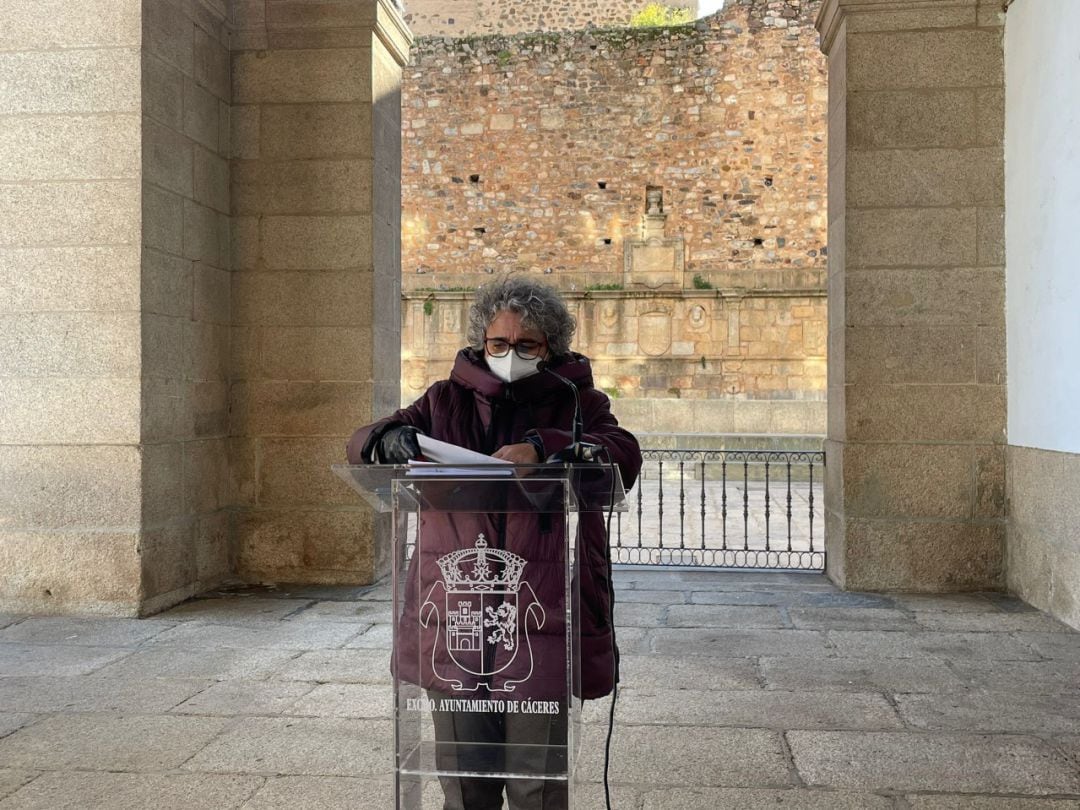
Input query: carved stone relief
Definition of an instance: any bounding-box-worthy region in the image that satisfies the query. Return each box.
[638,310,672,356]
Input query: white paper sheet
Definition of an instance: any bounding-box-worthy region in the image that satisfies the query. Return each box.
[416,434,512,466]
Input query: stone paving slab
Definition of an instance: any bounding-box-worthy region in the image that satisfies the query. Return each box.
[170,680,314,716]
[577,723,793,788]
[611,588,689,604]
[0,713,232,771]
[1013,633,1080,661]
[982,593,1046,613]
[890,594,1003,613]
[0,617,177,646]
[89,646,300,681]
[239,775,390,809]
[947,660,1080,693]
[0,718,33,741]
[147,620,364,650]
[616,652,760,691]
[341,622,393,649]
[346,582,392,602]
[159,597,315,623]
[616,570,832,591]
[0,675,208,713]
[289,601,392,624]
[260,584,377,601]
[788,730,1080,795]
[273,649,392,683]
[612,626,651,654]
[182,717,393,778]
[827,630,1043,661]
[0,772,262,810]
[0,570,1078,809]
[0,642,131,677]
[652,627,830,657]
[760,655,966,693]
[906,797,1080,809]
[611,601,670,627]
[284,683,391,719]
[0,771,36,803]
[570,782,644,810]
[664,604,789,629]
[912,612,1075,634]
[688,587,876,606]
[612,687,902,730]
[787,606,916,631]
[640,787,896,809]
[1057,735,1080,761]
[895,690,1080,734]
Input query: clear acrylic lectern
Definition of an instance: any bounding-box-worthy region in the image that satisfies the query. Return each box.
[333,463,626,809]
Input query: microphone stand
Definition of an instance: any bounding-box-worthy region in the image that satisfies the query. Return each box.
[538,361,600,462]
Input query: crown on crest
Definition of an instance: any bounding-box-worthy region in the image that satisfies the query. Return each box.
[436,534,526,592]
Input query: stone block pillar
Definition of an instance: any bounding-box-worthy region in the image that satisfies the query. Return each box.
[140,0,234,614]
[816,0,1007,590]
[229,0,411,584]
[0,1,144,613]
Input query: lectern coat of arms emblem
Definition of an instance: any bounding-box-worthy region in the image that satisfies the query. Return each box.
[420,534,545,692]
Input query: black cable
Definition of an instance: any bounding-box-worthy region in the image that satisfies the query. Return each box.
[600,451,618,810]
[604,680,618,809]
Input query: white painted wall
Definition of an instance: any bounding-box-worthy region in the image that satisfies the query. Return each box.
[1005,1,1080,453]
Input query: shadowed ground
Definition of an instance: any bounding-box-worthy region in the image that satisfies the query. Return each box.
[0,569,1077,808]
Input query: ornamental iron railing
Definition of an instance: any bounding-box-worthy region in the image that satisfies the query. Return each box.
[613,449,826,571]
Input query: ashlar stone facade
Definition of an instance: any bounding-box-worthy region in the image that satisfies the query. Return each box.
[0,0,410,616]
[401,0,828,435]
[818,0,1007,594]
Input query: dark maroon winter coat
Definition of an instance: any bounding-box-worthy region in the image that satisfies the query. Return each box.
[346,349,641,700]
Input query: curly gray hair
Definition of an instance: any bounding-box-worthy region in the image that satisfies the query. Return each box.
[467,277,577,357]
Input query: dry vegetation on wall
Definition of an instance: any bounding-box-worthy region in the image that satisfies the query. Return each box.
[403,0,697,37]
[401,0,826,292]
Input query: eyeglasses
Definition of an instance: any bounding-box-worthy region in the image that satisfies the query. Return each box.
[483,338,546,360]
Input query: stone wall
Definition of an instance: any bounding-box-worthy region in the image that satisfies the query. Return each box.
[400,0,827,433]
[229,1,411,585]
[0,0,144,614]
[405,291,826,436]
[1007,447,1080,629]
[1004,0,1080,630]
[0,0,409,616]
[140,0,233,613]
[818,0,1007,592]
[403,0,696,37]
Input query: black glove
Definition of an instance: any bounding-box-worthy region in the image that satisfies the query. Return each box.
[377,425,422,464]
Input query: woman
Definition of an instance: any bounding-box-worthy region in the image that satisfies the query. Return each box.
[347,277,641,809]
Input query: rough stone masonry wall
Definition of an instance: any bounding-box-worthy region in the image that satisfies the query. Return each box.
[400,0,827,435]
[403,0,696,37]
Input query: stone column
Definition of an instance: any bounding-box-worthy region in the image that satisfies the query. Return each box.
[0,1,144,613]
[230,0,412,584]
[816,0,1007,590]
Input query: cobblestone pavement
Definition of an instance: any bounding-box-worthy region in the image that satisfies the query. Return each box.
[0,569,1078,808]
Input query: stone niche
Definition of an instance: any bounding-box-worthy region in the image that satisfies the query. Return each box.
[623,186,685,289]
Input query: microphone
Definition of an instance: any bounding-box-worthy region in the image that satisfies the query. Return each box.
[537,360,601,462]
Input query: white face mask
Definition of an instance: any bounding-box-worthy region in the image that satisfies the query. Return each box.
[487,351,542,383]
